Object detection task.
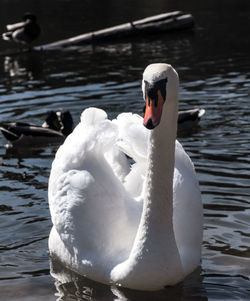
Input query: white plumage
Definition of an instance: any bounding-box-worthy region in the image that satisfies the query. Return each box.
[48,63,203,291]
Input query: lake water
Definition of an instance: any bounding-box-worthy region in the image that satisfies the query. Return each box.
[0,0,250,300]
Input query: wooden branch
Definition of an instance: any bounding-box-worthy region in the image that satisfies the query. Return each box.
[35,11,194,50]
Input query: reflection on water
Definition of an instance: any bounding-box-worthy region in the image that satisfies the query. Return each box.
[50,257,207,301]
[3,53,44,83]
[50,256,250,300]
[0,0,250,299]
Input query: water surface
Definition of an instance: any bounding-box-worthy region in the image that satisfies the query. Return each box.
[0,0,250,300]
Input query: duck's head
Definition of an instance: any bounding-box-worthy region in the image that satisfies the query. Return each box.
[43,110,73,136]
[57,110,74,136]
[142,63,179,130]
[43,111,61,131]
[22,12,37,23]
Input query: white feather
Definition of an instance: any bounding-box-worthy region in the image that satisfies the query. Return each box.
[48,63,203,291]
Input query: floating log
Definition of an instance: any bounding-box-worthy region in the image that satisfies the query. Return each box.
[35,11,194,50]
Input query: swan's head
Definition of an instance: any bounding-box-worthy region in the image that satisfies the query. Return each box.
[142,63,179,129]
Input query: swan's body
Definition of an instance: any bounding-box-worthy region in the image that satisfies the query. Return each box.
[48,63,203,291]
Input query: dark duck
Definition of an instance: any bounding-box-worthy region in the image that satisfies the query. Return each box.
[2,13,41,51]
[0,110,73,146]
[177,108,205,132]
[143,106,205,132]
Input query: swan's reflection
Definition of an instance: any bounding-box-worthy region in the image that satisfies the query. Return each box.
[50,256,207,301]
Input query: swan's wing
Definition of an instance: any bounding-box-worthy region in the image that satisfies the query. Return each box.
[113,113,148,162]
[81,108,131,182]
[104,145,130,183]
[123,161,147,200]
[112,112,148,199]
[173,140,203,275]
[49,108,140,278]
[50,160,137,262]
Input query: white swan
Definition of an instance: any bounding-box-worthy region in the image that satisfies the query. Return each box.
[48,63,203,291]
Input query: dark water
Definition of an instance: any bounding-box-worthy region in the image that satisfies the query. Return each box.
[0,0,250,300]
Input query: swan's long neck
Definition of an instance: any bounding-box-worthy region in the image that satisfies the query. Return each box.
[111,66,184,289]
[123,96,183,287]
[145,100,178,216]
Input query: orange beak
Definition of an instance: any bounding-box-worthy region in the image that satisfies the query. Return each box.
[143,90,165,129]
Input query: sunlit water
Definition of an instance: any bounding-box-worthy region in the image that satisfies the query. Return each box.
[0,0,250,300]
